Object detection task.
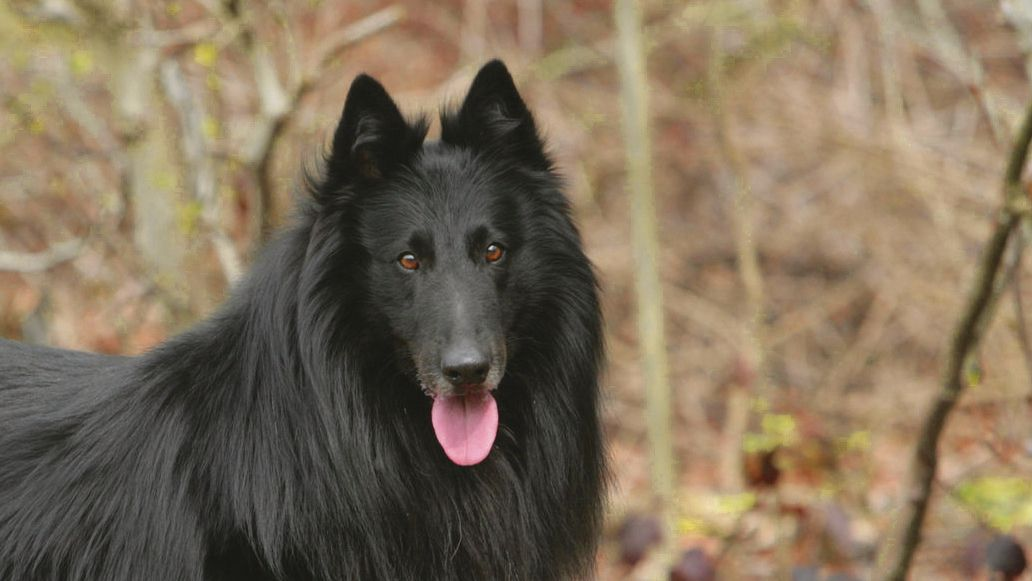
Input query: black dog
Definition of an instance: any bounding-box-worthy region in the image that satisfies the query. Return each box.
[0,60,605,580]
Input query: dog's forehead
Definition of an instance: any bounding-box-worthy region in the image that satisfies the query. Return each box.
[405,147,500,216]
[412,143,490,191]
[361,146,506,245]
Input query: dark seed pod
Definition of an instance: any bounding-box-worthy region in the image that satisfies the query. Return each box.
[617,514,663,566]
[669,547,715,581]
[743,448,781,489]
[985,534,1027,580]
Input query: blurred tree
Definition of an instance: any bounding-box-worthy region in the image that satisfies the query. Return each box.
[615,0,675,574]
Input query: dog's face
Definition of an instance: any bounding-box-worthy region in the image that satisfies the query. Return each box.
[359,149,520,399]
[316,61,555,465]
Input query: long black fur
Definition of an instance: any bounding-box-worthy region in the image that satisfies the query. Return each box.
[0,60,605,580]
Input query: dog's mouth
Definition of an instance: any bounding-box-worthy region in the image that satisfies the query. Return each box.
[430,389,499,466]
[416,354,505,467]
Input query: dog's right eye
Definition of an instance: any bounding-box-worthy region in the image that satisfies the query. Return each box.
[398,252,420,271]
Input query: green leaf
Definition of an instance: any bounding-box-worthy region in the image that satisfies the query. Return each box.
[194,43,218,68]
[70,49,93,76]
[716,492,757,515]
[839,430,871,452]
[177,200,203,235]
[743,413,799,453]
[955,477,1032,531]
[965,358,983,388]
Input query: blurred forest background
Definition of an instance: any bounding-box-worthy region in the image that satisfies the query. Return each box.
[3,0,1032,579]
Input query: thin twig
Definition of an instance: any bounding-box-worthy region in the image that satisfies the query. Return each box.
[664,285,741,349]
[517,0,543,56]
[819,292,895,404]
[914,0,1006,144]
[303,6,405,93]
[706,10,767,387]
[875,97,1032,581]
[1012,225,1032,387]
[867,0,906,130]
[706,6,769,497]
[766,279,869,347]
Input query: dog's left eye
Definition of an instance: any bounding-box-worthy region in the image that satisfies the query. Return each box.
[485,243,505,263]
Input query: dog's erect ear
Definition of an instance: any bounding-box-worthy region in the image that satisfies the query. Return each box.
[328,74,423,183]
[442,60,549,169]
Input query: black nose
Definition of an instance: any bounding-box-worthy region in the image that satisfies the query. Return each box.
[442,351,490,387]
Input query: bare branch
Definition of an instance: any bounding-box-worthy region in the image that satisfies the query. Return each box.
[159,59,242,284]
[304,5,406,92]
[229,4,403,240]
[875,97,1032,581]
[131,20,221,49]
[1012,225,1032,386]
[0,239,84,273]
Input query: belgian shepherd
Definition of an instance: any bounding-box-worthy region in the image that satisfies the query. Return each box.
[0,60,605,580]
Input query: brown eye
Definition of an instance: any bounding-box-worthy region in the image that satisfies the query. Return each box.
[398,252,420,271]
[485,243,505,263]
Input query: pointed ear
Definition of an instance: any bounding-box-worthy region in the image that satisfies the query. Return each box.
[328,74,425,184]
[441,60,549,168]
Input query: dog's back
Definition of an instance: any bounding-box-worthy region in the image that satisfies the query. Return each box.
[0,339,128,420]
[0,339,212,580]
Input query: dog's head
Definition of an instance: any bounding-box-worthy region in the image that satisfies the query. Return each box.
[312,61,557,465]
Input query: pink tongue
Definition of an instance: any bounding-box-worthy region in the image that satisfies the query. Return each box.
[431,392,499,466]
